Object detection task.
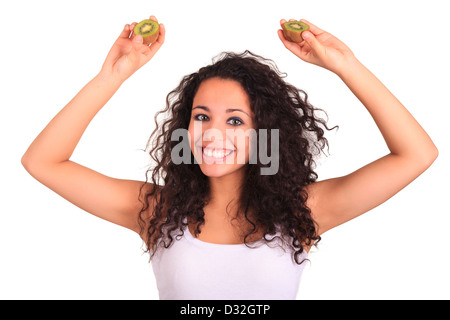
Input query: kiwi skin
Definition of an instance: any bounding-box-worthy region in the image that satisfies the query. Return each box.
[133,19,160,45]
[282,20,310,43]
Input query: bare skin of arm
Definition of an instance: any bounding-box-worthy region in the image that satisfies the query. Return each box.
[278,19,438,236]
[21,16,165,234]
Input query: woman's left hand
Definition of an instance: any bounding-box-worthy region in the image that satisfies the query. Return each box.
[278,19,355,75]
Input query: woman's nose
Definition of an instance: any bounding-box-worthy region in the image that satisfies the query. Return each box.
[201,119,228,140]
[202,127,226,146]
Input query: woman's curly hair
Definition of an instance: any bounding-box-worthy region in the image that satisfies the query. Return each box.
[138,50,338,264]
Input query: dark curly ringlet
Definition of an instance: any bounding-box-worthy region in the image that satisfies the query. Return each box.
[137,50,338,264]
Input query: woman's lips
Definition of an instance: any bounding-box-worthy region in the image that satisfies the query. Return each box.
[199,146,235,162]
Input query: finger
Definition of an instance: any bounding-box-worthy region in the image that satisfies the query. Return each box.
[130,23,137,31]
[134,39,153,58]
[277,28,286,42]
[129,22,138,39]
[277,29,301,54]
[147,23,165,55]
[298,40,307,48]
[118,24,132,39]
[149,15,163,46]
[156,23,165,45]
[300,19,324,35]
[301,30,323,54]
[132,34,144,51]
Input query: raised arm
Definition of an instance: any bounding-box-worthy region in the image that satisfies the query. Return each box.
[278,19,438,235]
[21,16,165,234]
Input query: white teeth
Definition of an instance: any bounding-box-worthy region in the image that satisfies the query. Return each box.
[203,148,233,158]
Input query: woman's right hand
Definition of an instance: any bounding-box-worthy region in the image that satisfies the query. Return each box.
[100,15,165,83]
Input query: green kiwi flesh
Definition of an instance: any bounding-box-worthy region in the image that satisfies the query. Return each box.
[134,19,160,44]
[282,21,310,43]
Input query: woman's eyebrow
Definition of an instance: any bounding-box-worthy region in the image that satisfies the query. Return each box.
[192,105,250,117]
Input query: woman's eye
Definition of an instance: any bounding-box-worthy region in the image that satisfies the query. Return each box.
[228,118,243,126]
[194,114,209,121]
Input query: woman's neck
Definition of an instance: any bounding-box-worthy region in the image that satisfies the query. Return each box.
[207,166,246,210]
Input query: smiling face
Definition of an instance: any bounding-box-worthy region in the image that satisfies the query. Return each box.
[188,77,256,178]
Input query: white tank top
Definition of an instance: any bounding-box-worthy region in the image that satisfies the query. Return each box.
[151,225,308,300]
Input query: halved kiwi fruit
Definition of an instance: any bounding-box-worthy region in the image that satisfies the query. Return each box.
[282,20,310,43]
[133,19,160,45]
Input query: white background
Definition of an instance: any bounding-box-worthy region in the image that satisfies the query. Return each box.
[1,0,449,299]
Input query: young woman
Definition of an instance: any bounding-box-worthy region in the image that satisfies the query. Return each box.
[21,16,438,299]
